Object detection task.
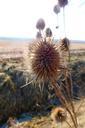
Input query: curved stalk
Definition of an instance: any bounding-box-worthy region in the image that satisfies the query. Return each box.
[51,80,78,128]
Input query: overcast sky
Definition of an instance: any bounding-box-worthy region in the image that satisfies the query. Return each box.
[0,0,85,40]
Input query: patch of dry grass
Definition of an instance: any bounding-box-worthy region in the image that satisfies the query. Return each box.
[9,99,85,128]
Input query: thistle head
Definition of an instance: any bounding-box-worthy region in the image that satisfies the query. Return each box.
[60,37,70,51]
[30,39,60,82]
[51,107,67,123]
[58,0,68,7]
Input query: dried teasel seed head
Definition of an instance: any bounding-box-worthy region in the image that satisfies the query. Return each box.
[58,0,68,7]
[36,18,45,30]
[30,39,60,82]
[45,28,52,38]
[60,37,70,51]
[51,107,67,123]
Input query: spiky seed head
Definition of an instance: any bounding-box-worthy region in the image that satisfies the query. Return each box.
[60,37,70,51]
[51,107,67,123]
[58,0,68,7]
[53,4,60,14]
[30,40,60,82]
[45,28,52,37]
[36,18,45,30]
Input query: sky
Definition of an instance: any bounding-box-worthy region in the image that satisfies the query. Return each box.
[0,0,85,40]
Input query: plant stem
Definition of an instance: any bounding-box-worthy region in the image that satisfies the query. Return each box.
[51,80,78,128]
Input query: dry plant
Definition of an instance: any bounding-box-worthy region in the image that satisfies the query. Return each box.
[2,75,16,91]
[0,62,16,91]
[51,107,67,128]
[7,117,17,127]
[22,38,78,128]
[59,37,70,63]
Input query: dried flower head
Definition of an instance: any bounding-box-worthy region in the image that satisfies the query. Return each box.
[53,4,60,14]
[7,117,17,127]
[58,0,68,7]
[60,37,70,51]
[45,28,52,37]
[30,39,60,82]
[51,107,67,123]
[36,18,45,31]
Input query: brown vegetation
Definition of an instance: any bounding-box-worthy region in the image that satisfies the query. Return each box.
[0,38,85,128]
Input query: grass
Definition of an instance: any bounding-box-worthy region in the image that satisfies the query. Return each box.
[9,98,85,128]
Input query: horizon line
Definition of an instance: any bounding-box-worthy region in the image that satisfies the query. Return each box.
[0,36,85,42]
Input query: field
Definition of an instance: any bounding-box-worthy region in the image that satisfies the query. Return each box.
[0,39,85,128]
[0,39,85,59]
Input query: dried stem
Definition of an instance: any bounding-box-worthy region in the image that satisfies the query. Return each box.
[51,80,77,128]
[65,120,73,128]
[76,98,85,114]
[64,70,78,127]
[68,49,70,62]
